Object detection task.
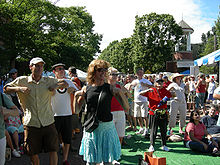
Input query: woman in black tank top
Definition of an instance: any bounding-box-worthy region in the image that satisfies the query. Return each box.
[74,59,129,165]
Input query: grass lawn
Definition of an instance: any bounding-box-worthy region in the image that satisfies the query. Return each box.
[120,126,220,165]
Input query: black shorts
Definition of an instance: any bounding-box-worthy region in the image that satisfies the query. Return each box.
[54,115,73,144]
[24,124,59,156]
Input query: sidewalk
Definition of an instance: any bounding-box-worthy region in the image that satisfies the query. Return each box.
[5,132,86,165]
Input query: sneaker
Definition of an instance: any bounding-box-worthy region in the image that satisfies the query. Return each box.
[167,130,173,136]
[179,130,184,135]
[161,145,170,152]
[63,160,70,165]
[12,149,21,158]
[112,160,120,165]
[136,128,144,134]
[212,150,220,157]
[142,128,149,136]
[148,145,155,152]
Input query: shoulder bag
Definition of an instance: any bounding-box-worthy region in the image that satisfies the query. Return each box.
[82,88,103,133]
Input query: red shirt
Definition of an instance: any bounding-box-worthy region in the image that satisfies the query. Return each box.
[111,84,124,112]
[196,80,206,93]
[163,81,172,88]
[143,87,172,110]
[71,77,82,90]
[184,122,206,141]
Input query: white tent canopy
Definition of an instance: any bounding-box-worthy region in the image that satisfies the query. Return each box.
[194,49,220,83]
[42,69,87,82]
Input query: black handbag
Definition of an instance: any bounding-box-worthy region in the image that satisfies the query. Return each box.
[83,88,103,133]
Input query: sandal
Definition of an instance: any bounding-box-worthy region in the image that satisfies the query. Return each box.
[126,127,133,131]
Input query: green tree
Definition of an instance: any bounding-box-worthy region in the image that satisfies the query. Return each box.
[99,13,182,74]
[215,14,220,50]
[99,38,134,73]
[0,0,101,75]
[199,8,220,75]
[132,13,183,72]
[99,40,119,64]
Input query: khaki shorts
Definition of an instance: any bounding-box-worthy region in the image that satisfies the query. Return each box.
[24,124,59,156]
[134,102,148,117]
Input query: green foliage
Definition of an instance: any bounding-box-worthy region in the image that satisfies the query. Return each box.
[100,13,182,73]
[199,65,215,74]
[215,14,220,50]
[0,0,101,75]
[198,7,219,74]
[99,38,134,73]
[132,13,182,72]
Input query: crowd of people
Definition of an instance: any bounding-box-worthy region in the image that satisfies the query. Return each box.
[0,57,220,165]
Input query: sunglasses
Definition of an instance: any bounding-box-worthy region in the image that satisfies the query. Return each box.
[109,73,118,76]
[193,113,200,116]
[56,68,65,71]
[96,68,107,72]
[11,72,17,75]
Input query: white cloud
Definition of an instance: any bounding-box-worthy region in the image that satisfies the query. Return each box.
[50,0,214,51]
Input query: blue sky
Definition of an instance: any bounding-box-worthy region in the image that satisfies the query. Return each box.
[51,0,220,51]
[198,0,219,26]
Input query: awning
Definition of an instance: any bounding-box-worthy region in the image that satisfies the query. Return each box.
[194,49,220,66]
[180,69,190,75]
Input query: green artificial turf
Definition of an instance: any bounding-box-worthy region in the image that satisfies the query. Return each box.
[120,126,220,165]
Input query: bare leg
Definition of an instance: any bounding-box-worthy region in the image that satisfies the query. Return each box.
[143,117,148,129]
[133,117,137,131]
[126,115,133,129]
[188,103,191,112]
[49,151,58,165]
[132,116,137,131]
[62,143,70,162]
[5,130,15,151]
[192,103,195,111]
[30,154,40,165]
[12,131,19,150]
[137,117,143,128]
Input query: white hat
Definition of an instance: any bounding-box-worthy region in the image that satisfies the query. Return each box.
[29,57,45,65]
[172,73,184,81]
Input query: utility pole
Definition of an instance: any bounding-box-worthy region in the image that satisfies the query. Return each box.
[214,34,217,51]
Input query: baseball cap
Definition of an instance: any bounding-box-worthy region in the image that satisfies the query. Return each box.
[155,78,164,83]
[29,57,45,66]
[9,68,17,74]
[162,75,168,79]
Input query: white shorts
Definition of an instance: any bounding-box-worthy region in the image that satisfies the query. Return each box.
[111,111,126,137]
[0,136,6,165]
[134,102,148,117]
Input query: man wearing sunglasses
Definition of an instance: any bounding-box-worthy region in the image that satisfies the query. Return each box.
[51,63,78,165]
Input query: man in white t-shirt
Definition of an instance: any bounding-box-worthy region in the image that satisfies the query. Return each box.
[131,68,152,136]
[51,63,78,165]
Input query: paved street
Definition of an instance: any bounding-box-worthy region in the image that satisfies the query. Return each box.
[5,132,86,165]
